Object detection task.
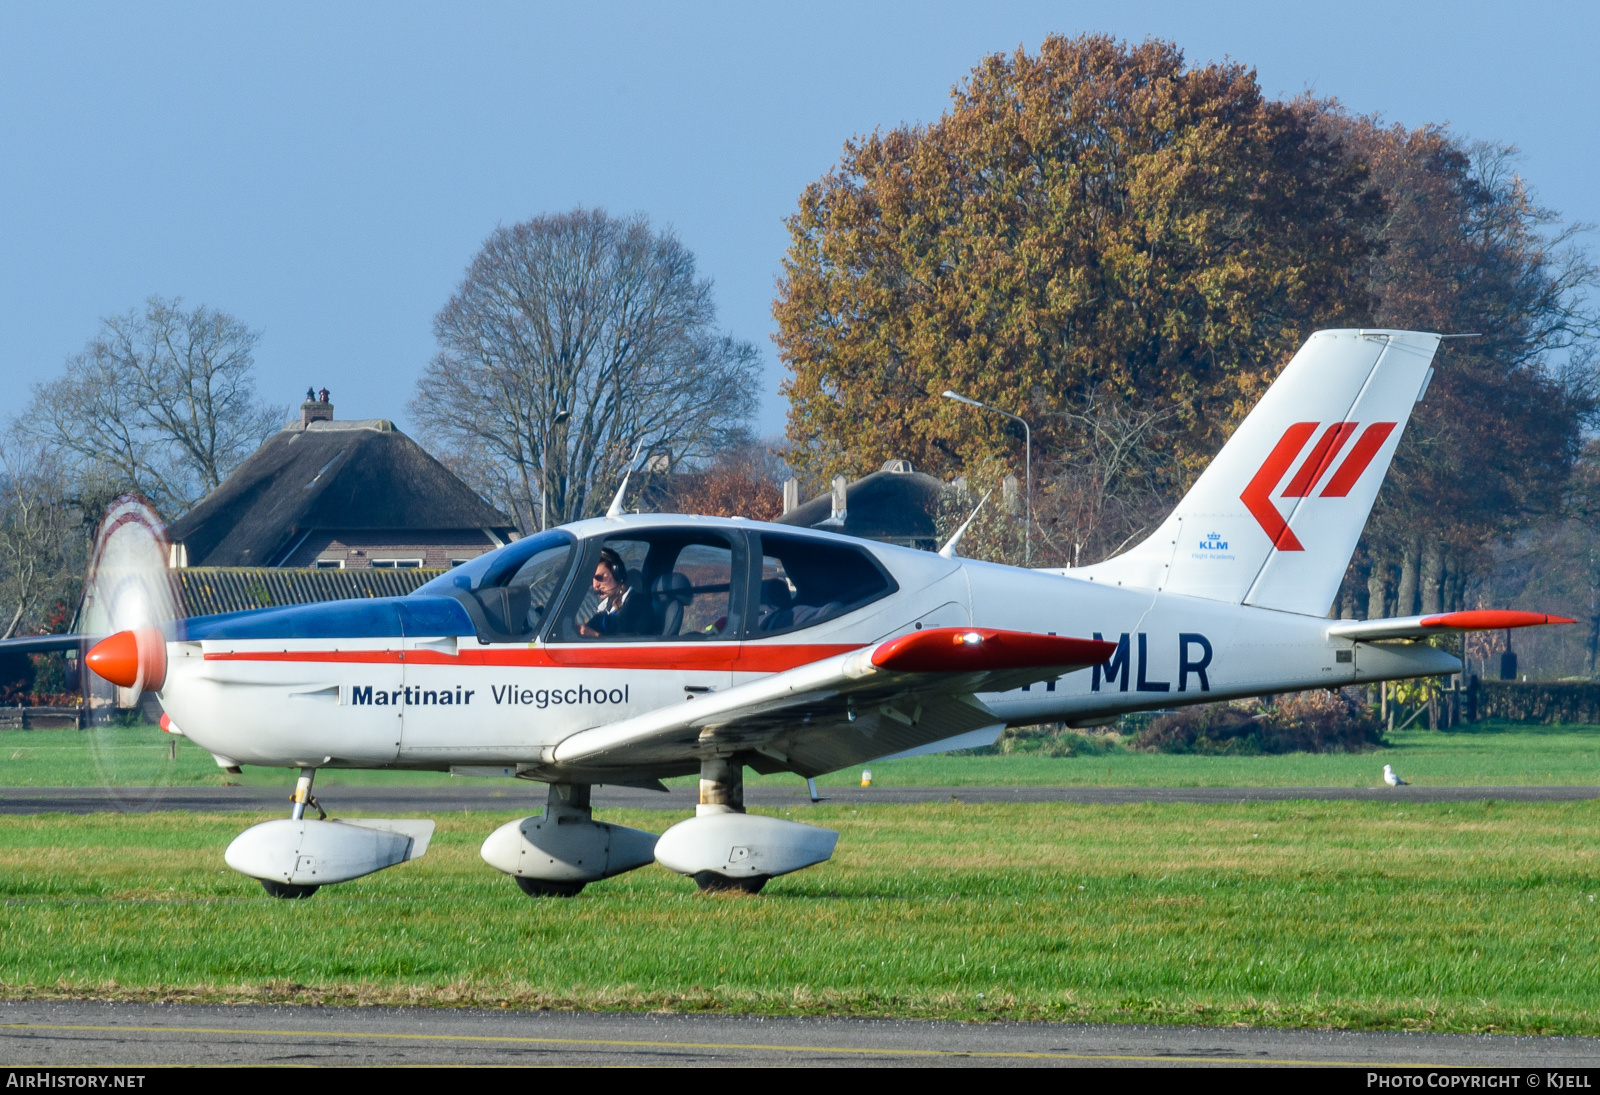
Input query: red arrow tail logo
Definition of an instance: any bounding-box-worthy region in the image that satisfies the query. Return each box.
[1282,422,1358,497]
[1240,423,1315,551]
[1241,420,1401,551]
[1319,422,1396,497]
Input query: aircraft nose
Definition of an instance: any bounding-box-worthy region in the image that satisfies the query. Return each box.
[86,628,167,691]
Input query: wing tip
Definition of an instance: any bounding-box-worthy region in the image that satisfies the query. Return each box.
[1417,610,1577,630]
[871,627,1114,674]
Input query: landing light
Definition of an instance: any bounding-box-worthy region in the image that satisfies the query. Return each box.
[958,631,983,645]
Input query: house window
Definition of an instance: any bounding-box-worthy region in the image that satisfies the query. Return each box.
[449,559,472,567]
[313,559,344,570]
[372,559,423,569]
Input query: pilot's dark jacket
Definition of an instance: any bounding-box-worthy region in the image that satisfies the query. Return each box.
[585,586,656,638]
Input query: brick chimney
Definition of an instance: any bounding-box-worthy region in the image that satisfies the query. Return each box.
[301,386,333,427]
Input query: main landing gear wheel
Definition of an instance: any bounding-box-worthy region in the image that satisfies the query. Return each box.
[515,876,585,898]
[260,879,320,899]
[692,871,768,895]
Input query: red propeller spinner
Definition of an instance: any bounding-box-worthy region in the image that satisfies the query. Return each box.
[85,628,167,692]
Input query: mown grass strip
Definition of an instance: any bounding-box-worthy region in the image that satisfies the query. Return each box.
[3,800,1599,1033]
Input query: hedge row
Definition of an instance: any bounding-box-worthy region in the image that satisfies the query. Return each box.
[1474,681,1600,725]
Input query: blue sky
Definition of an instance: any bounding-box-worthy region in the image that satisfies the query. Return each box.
[1,1,1594,441]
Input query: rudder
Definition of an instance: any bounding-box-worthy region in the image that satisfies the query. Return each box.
[1070,329,1440,615]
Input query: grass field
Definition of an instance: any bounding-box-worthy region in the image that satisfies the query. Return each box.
[4,800,1600,1033]
[4,719,1599,788]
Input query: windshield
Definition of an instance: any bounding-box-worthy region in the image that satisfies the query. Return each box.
[414,530,575,596]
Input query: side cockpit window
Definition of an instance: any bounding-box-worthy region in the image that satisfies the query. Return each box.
[753,533,895,635]
[552,531,743,642]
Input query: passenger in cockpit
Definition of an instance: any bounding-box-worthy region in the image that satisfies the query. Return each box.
[756,578,794,632]
[579,548,653,638]
[757,575,841,632]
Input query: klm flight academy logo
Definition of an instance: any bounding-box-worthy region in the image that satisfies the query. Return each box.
[1195,531,1232,561]
[1240,421,1396,551]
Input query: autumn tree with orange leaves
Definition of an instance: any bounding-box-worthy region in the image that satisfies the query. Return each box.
[775,34,1381,492]
[777,33,1600,610]
[1318,111,1600,620]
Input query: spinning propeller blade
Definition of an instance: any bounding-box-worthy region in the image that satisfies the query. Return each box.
[77,496,183,809]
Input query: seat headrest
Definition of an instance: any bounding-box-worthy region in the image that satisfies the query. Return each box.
[652,571,694,606]
[759,578,793,610]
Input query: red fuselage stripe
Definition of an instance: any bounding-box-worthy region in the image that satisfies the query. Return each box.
[202,643,863,673]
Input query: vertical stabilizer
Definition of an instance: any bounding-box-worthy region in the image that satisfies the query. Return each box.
[1070,329,1440,616]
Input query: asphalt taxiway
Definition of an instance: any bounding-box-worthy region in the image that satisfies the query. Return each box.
[1,782,1595,813]
[2,1001,1597,1068]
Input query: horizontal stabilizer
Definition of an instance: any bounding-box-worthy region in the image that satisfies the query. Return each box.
[1328,610,1575,642]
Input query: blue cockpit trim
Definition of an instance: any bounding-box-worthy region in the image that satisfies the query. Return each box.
[397,596,477,637]
[177,599,405,640]
[175,595,477,641]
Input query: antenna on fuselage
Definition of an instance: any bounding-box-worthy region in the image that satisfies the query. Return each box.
[938,491,991,558]
[605,440,647,519]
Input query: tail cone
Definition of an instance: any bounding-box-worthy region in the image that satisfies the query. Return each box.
[86,628,166,692]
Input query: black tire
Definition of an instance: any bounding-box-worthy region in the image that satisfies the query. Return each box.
[260,879,319,899]
[692,871,767,894]
[515,875,586,898]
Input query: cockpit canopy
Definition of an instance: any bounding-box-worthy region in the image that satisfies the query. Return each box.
[416,524,897,644]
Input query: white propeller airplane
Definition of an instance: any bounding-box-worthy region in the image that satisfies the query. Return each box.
[22,329,1573,898]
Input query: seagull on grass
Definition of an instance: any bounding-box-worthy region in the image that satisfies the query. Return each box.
[1383,764,1409,787]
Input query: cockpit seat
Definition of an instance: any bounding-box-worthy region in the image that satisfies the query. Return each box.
[652,572,694,636]
[757,579,794,632]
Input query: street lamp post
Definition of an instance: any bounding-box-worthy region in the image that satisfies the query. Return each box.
[943,390,1033,566]
[540,409,572,532]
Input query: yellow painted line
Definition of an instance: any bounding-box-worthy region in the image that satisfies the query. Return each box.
[0,1022,1451,1066]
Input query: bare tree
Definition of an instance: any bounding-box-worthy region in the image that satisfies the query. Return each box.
[19,297,284,517]
[1036,392,1180,568]
[651,431,788,521]
[0,439,84,639]
[412,209,761,527]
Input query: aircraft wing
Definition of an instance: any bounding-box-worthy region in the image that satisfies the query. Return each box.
[0,634,88,653]
[1327,610,1575,643]
[549,628,1115,778]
